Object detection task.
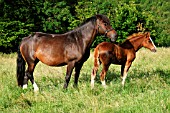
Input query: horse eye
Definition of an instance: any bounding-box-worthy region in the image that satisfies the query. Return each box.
[148,40,151,43]
[104,23,108,26]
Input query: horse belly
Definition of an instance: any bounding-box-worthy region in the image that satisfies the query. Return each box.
[111,53,126,65]
[111,57,121,65]
[112,59,126,65]
[35,38,82,66]
[36,49,66,66]
[41,56,66,66]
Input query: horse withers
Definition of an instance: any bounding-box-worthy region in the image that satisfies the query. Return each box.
[16,14,117,91]
[91,32,156,88]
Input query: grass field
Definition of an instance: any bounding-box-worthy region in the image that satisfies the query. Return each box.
[0,48,170,113]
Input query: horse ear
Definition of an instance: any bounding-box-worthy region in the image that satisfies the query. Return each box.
[145,32,150,37]
[96,14,102,20]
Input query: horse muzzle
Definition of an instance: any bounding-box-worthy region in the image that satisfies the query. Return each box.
[110,33,117,43]
[151,48,157,52]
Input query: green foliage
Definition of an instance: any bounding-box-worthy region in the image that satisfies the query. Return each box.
[41,1,74,33]
[0,20,33,52]
[112,1,139,42]
[111,1,158,43]
[0,0,169,52]
[136,0,170,46]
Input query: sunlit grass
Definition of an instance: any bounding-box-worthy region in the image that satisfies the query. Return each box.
[0,48,170,113]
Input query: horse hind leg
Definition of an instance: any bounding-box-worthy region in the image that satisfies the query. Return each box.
[24,59,39,92]
[100,64,110,88]
[22,74,29,89]
[91,57,101,89]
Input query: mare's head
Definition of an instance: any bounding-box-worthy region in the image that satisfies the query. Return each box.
[142,32,157,52]
[96,14,117,42]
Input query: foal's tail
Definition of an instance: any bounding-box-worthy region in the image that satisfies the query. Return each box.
[91,46,100,87]
[16,46,25,87]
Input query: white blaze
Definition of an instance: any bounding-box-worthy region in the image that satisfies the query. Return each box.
[150,37,156,49]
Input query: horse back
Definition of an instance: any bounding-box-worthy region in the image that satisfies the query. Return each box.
[96,42,131,65]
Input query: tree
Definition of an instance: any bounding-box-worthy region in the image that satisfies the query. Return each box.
[0,0,169,53]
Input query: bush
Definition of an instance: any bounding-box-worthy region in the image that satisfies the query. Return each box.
[0,0,169,53]
[41,1,74,33]
[71,1,160,47]
[111,1,158,43]
[0,20,33,53]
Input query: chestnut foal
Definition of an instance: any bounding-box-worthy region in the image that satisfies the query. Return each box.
[91,32,156,88]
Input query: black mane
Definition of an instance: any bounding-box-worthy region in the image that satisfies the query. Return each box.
[80,14,110,26]
[80,16,97,26]
[96,14,111,24]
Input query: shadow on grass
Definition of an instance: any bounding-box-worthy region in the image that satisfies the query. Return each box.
[79,68,170,86]
[153,69,170,84]
[79,70,120,85]
[35,67,170,90]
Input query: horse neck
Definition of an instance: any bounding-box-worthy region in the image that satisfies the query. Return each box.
[74,21,97,48]
[122,35,144,52]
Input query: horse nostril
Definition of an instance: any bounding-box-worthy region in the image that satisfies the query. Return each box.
[151,49,157,52]
[111,37,116,43]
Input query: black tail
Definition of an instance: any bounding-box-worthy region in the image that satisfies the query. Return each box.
[16,46,25,87]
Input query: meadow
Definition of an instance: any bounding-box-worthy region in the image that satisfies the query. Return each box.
[0,48,170,113]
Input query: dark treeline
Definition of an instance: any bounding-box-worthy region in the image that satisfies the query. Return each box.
[0,0,169,53]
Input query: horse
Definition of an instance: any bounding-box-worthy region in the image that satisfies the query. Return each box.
[16,14,117,91]
[91,32,156,88]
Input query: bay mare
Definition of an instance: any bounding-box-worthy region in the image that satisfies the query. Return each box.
[16,14,117,91]
[91,32,156,88]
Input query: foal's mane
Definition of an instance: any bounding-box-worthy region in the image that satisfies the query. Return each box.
[126,32,145,40]
[120,32,146,48]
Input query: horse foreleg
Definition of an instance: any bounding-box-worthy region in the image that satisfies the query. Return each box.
[121,62,131,86]
[63,61,75,89]
[74,62,84,88]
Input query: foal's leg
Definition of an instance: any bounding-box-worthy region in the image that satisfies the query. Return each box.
[63,61,75,89]
[121,62,132,86]
[121,64,125,78]
[100,64,110,88]
[91,65,99,88]
[91,57,101,88]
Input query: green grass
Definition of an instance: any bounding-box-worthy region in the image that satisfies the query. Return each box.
[0,48,170,113]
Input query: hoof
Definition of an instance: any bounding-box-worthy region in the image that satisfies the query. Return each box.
[23,84,28,89]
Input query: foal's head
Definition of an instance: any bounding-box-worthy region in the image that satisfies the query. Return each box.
[96,14,117,42]
[142,32,157,52]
